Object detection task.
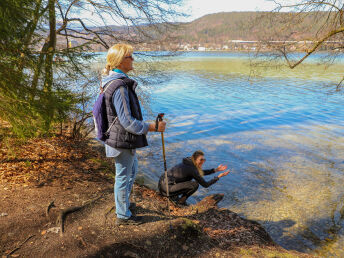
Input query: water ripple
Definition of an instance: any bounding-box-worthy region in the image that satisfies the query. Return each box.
[136,54,344,256]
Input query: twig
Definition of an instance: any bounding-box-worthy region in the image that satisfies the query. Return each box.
[56,196,102,235]
[6,235,35,257]
[76,235,88,248]
[336,75,344,91]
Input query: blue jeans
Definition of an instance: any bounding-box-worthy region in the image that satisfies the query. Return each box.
[114,149,138,219]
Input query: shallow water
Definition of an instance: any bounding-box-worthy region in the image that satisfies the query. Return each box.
[95,51,344,255]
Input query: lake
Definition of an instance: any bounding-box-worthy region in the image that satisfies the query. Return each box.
[95,51,344,256]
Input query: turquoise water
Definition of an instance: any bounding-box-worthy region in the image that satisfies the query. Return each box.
[120,52,344,256]
[93,51,344,255]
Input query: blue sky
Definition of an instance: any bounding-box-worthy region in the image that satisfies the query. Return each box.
[74,0,279,26]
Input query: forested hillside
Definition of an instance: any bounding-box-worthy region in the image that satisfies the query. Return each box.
[170,11,334,44]
[56,11,339,51]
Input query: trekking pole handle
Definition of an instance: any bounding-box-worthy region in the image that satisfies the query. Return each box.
[155,113,164,132]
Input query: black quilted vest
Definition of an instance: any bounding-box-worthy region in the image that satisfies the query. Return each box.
[104,78,148,149]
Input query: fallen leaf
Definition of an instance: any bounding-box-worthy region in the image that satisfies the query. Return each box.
[41,230,47,235]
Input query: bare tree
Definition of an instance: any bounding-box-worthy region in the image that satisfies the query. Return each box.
[251,0,344,90]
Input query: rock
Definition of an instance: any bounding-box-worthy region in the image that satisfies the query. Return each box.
[47,227,60,234]
[197,194,224,208]
[193,194,224,213]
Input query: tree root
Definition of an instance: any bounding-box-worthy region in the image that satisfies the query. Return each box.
[122,241,150,254]
[46,200,55,217]
[104,205,115,218]
[6,235,35,257]
[56,196,102,236]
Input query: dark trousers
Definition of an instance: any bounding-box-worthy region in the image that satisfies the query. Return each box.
[159,177,199,201]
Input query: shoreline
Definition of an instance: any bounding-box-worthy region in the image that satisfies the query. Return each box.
[0,134,313,257]
[90,49,344,54]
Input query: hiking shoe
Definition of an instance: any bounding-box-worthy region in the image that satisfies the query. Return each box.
[129,202,136,210]
[177,201,189,207]
[116,215,143,225]
[168,195,179,203]
[168,196,183,207]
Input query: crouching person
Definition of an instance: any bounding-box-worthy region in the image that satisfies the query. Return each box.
[158,150,229,206]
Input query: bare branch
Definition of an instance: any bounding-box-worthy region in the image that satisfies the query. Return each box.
[336,75,344,91]
[276,1,341,12]
[286,26,344,68]
[66,18,110,48]
[58,32,101,43]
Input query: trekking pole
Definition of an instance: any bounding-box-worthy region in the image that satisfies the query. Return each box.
[156,113,171,220]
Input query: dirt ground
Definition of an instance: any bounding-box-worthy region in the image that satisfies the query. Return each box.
[0,135,313,257]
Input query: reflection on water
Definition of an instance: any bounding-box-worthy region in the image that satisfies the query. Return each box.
[117,52,344,255]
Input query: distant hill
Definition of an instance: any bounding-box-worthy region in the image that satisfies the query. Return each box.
[59,11,336,51]
[169,11,332,44]
[177,12,261,42]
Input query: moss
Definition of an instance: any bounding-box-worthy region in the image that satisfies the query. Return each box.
[180,218,202,237]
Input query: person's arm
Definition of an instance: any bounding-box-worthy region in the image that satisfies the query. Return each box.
[203,168,215,175]
[113,86,149,135]
[203,164,227,175]
[113,86,165,135]
[192,168,219,188]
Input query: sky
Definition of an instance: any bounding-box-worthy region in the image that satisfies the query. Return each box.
[74,0,280,27]
[182,0,278,21]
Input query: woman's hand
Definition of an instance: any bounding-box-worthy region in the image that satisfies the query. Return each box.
[148,121,166,132]
[157,121,166,132]
[215,164,228,172]
[217,170,230,178]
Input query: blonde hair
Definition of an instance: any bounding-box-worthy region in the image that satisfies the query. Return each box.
[191,150,205,177]
[102,43,133,75]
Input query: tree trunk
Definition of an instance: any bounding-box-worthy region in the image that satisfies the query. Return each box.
[19,0,43,72]
[43,0,56,131]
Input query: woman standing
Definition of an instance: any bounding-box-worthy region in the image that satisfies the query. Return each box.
[158,150,229,206]
[102,44,166,225]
